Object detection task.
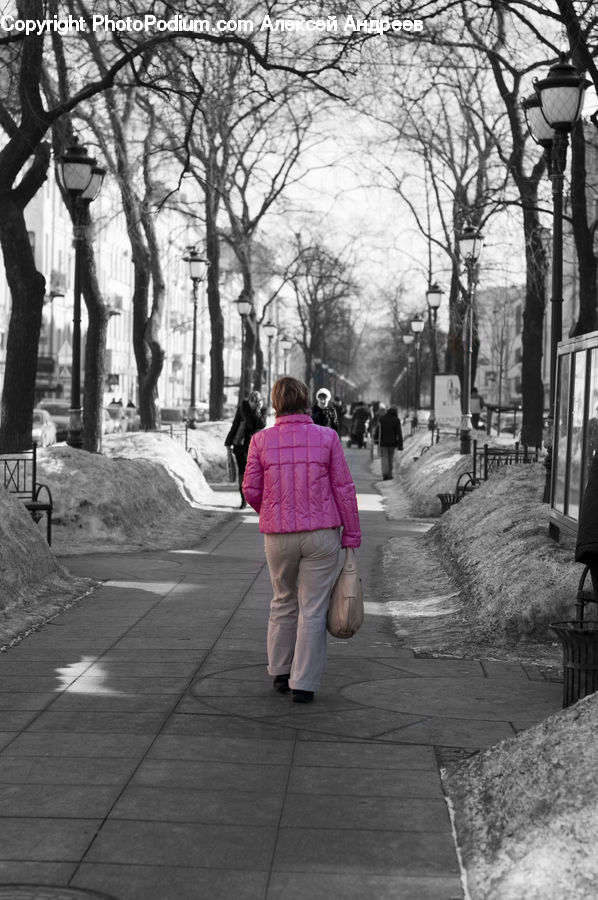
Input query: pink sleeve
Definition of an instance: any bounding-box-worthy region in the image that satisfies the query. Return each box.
[329,433,361,548]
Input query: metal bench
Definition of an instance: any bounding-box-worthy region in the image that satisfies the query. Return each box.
[437,470,478,514]
[0,444,53,544]
[437,440,540,514]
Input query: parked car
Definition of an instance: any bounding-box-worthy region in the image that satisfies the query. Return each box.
[106,404,128,432]
[37,399,71,442]
[32,408,57,447]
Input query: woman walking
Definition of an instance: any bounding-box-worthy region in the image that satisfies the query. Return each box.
[224,391,265,508]
[242,376,361,703]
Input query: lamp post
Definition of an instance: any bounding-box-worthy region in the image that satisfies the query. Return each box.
[458,224,484,455]
[262,319,277,411]
[426,282,444,431]
[410,314,425,426]
[235,295,253,403]
[183,248,208,428]
[524,54,589,502]
[280,335,292,374]
[402,334,414,415]
[57,139,105,449]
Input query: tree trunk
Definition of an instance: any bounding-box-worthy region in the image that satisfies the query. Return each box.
[570,120,598,336]
[131,244,156,430]
[253,337,264,392]
[0,195,46,452]
[519,196,547,448]
[205,192,224,420]
[80,209,109,454]
[444,263,462,377]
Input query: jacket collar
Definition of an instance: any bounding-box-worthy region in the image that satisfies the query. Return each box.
[274,413,313,426]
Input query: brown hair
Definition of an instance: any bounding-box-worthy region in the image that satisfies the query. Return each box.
[271,376,309,417]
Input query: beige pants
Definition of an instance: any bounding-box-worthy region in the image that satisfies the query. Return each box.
[264,528,341,692]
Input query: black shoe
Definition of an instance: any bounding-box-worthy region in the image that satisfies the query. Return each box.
[292,689,314,703]
[273,675,290,694]
[240,498,247,509]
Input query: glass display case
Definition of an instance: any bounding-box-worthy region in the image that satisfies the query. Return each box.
[550,330,598,540]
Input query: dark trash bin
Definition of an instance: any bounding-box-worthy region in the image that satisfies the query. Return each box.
[550,620,598,708]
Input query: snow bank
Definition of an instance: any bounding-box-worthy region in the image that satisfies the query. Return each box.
[433,464,579,641]
[446,691,598,900]
[0,490,92,644]
[396,428,488,517]
[36,431,231,555]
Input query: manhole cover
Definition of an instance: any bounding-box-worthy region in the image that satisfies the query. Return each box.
[0,888,118,900]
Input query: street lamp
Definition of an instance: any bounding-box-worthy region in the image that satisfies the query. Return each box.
[402,334,414,414]
[57,139,105,449]
[262,319,277,410]
[410,313,425,426]
[525,54,590,502]
[426,282,444,431]
[183,248,208,428]
[235,295,253,402]
[458,224,484,455]
[280,335,293,374]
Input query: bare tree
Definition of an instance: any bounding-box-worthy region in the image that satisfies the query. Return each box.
[0,0,368,450]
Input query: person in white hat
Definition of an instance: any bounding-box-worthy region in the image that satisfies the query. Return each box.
[311,387,339,434]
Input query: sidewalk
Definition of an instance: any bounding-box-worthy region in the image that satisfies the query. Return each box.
[0,449,562,900]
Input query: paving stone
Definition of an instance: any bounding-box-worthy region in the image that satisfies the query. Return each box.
[84,820,277,869]
[111,785,284,826]
[25,710,168,734]
[0,888,117,900]
[291,739,437,770]
[0,782,122,818]
[280,793,450,832]
[147,734,294,764]
[2,732,155,759]
[342,675,562,721]
[73,863,268,900]
[0,756,140,785]
[287,765,443,799]
[0,861,78,886]
[0,818,101,860]
[380,716,517,749]
[131,758,290,793]
[266,872,463,900]
[272,826,459,875]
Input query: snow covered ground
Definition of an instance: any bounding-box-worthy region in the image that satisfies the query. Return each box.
[1,420,596,897]
[0,422,235,646]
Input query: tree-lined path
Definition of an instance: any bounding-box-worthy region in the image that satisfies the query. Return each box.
[0,450,561,899]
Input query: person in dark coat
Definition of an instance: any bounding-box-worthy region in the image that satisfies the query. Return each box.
[225,391,265,508]
[575,449,598,596]
[373,406,403,479]
[350,401,371,448]
[311,388,339,434]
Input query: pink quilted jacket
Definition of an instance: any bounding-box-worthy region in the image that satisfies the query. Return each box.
[242,414,361,548]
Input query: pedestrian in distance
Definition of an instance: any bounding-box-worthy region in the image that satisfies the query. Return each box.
[471,386,485,429]
[348,400,371,448]
[373,406,403,480]
[242,376,361,704]
[311,387,340,434]
[224,390,265,509]
[333,395,347,435]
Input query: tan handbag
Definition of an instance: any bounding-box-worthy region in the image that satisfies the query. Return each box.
[327,548,364,639]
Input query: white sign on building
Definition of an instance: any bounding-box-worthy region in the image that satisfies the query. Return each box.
[435,374,462,427]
